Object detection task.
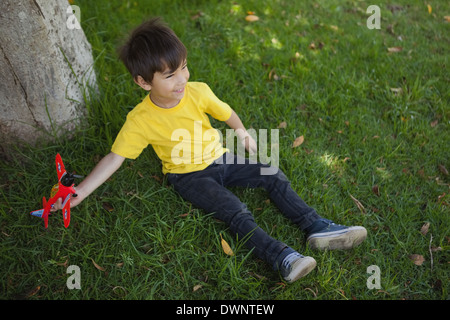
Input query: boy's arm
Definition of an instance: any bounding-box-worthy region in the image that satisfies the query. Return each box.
[225,109,257,154]
[51,152,125,210]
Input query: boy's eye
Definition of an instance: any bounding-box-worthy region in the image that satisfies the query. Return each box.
[164,64,187,79]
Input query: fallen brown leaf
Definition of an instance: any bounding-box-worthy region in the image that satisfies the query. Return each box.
[26,286,41,298]
[220,233,234,256]
[292,135,304,148]
[91,259,106,271]
[420,222,430,236]
[102,202,114,212]
[193,284,203,292]
[372,185,380,197]
[278,121,287,129]
[245,15,259,22]
[387,47,403,53]
[390,87,403,95]
[408,254,425,266]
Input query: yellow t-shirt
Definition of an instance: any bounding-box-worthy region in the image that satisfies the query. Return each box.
[111,82,232,174]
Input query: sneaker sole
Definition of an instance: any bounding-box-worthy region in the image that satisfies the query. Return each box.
[284,256,317,283]
[307,226,367,250]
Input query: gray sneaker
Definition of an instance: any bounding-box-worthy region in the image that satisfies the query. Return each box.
[280,252,317,283]
[306,218,367,250]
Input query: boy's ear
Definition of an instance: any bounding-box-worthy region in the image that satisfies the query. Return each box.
[134,75,152,91]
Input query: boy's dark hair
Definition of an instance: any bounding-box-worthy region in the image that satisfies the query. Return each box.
[118,17,187,83]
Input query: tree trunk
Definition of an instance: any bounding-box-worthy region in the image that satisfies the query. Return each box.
[0,0,97,153]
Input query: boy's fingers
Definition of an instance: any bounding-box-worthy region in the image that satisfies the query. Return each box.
[237,129,257,154]
[249,137,257,154]
[245,136,257,155]
[50,197,62,212]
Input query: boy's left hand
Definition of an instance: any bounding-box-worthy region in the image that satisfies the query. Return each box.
[237,129,257,155]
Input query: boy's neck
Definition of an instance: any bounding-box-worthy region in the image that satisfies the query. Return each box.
[150,92,181,109]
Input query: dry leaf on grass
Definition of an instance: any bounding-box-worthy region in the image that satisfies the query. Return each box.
[372,185,380,196]
[278,121,287,129]
[26,286,41,298]
[245,15,259,22]
[102,202,114,212]
[387,47,403,53]
[193,284,203,292]
[390,87,403,95]
[292,135,304,148]
[220,233,234,256]
[408,254,425,266]
[91,259,106,271]
[420,222,430,236]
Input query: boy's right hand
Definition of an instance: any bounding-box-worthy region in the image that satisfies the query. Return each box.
[49,151,125,213]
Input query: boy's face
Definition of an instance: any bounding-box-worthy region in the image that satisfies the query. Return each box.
[135,60,189,108]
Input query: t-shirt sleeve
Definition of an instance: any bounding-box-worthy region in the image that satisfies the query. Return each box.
[111,115,149,160]
[202,84,232,121]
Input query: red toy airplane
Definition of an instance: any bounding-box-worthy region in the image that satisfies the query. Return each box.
[30,154,81,228]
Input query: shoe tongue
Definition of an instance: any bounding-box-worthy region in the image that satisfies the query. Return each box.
[305,218,331,234]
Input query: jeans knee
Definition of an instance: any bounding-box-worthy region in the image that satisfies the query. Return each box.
[228,210,256,235]
[263,169,290,192]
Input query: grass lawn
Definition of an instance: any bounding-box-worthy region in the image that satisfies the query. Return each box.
[1,0,449,300]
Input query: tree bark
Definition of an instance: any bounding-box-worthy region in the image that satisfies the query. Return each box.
[0,0,97,152]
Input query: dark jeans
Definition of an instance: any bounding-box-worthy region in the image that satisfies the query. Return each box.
[166,152,321,270]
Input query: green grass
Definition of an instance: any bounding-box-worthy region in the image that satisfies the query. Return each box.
[1,0,449,300]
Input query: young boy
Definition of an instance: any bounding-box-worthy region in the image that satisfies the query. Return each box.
[54,18,367,283]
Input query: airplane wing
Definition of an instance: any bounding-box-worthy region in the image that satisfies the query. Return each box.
[55,153,67,182]
[30,197,50,228]
[61,193,71,228]
[30,209,44,218]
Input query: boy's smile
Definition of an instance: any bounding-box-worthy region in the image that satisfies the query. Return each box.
[135,61,190,109]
